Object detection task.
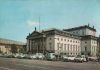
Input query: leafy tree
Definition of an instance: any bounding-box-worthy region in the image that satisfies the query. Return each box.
[0,49,2,53]
[19,45,27,54]
[11,44,17,53]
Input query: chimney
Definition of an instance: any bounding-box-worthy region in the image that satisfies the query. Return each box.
[88,23,90,27]
[93,26,94,29]
[42,30,44,32]
[35,27,36,31]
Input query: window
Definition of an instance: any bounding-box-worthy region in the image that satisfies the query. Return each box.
[64,39,66,41]
[58,38,59,41]
[68,44,69,51]
[70,40,72,42]
[70,45,72,51]
[73,45,75,51]
[71,53,72,55]
[61,38,63,41]
[61,43,63,50]
[5,46,9,48]
[85,46,87,52]
[82,31,84,35]
[78,46,80,51]
[94,46,95,52]
[64,44,66,50]
[94,41,95,44]
[57,43,60,50]
[75,32,78,34]
[49,38,51,40]
[76,45,77,51]
[49,43,52,50]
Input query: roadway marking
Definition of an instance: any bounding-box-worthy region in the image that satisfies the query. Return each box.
[0,67,14,70]
[16,64,49,70]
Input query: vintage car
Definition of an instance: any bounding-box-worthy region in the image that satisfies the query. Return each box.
[74,55,86,62]
[63,56,75,62]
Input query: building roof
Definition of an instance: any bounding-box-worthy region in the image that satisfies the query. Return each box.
[0,38,26,45]
[63,25,96,32]
[27,28,81,39]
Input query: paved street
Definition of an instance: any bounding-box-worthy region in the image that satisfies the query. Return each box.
[0,57,100,70]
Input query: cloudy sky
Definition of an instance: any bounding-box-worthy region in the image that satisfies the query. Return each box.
[0,0,100,42]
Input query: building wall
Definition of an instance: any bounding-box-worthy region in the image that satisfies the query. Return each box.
[0,45,11,54]
[46,35,55,51]
[26,27,98,57]
[26,39,29,52]
[81,39,97,56]
[44,34,81,56]
[97,38,100,54]
[81,40,91,55]
[91,39,97,56]
[0,44,26,54]
[86,28,96,36]
[54,35,81,56]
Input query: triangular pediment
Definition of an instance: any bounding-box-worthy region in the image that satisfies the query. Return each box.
[30,31,43,37]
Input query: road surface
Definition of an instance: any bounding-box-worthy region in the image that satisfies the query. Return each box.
[0,57,100,70]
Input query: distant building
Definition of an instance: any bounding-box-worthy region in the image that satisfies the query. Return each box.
[0,38,26,54]
[27,25,98,56]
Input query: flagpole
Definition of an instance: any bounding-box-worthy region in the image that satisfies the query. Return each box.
[39,16,40,32]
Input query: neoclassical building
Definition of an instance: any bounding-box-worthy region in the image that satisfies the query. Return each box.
[27,25,98,56]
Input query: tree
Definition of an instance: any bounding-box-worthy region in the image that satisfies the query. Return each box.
[11,44,17,54]
[19,45,27,54]
[0,49,2,53]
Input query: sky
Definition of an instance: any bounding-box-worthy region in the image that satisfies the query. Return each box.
[0,0,100,42]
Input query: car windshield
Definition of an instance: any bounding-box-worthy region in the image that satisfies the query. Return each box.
[68,56,74,57]
[76,55,82,58]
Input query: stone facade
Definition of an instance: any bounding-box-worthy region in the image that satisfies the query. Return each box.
[27,28,81,56]
[27,25,98,56]
[64,25,97,56]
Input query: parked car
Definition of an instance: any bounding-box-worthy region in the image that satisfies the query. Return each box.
[63,56,75,62]
[88,57,98,62]
[62,55,68,61]
[23,54,31,59]
[0,53,4,57]
[30,54,37,59]
[67,56,75,62]
[6,54,15,58]
[35,53,45,60]
[97,57,100,62]
[74,55,86,62]
[23,54,37,59]
[46,53,56,61]
[14,53,20,58]
[2,54,8,58]
[17,53,25,59]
